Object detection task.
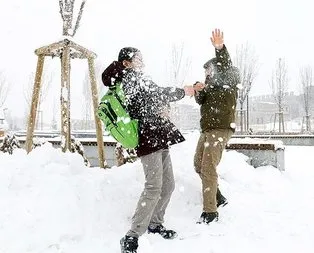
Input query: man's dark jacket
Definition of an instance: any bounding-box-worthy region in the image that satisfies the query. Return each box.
[195,45,240,132]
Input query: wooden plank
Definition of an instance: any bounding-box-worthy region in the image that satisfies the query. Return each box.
[25,55,45,153]
[35,40,66,56]
[35,39,96,59]
[37,50,84,59]
[60,45,71,152]
[88,57,106,168]
[226,143,276,150]
[70,40,97,59]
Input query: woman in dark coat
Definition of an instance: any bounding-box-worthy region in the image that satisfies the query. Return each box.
[102,47,197,253]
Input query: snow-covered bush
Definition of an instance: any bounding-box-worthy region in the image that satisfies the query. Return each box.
[0,134,21,154]
[70,137,90,167]
[115,143,137,166]
[32,137,47,149]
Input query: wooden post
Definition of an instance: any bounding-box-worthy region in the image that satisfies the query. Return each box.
[280,112,285,133]
[246,95,250,132]
[30,38,107,167]
[278,113,280,133]
[25,55,45,153]
[273,113,276,132]
[60,45,72,152]
[87,57,106,168]
[306,115,311,132]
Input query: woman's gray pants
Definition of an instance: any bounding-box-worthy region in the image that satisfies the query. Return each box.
[126,149,175,237]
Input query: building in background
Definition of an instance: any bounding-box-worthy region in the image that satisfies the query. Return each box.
[170,103,200,131]
[247,89,314,133]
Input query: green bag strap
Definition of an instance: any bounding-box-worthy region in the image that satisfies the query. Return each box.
[107,82,126,108]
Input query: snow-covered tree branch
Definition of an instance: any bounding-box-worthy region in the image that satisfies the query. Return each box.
[59,0,86,36]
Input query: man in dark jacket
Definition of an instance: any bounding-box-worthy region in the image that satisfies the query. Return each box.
[102,47,199,253]
[193,29,240,224]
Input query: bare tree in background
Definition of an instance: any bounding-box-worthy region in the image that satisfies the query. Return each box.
[234,43,258,134]
[299,65,312,133]
[51,95,58,130]
[82,73,93,130]
[24,72,52,129]
[81,61,103,130]
[0,71,10,108]
[95,61,106,96]
[270,58,289,133]
[59,0,86,36]
[167,43,191,128]
[168,43,191,87]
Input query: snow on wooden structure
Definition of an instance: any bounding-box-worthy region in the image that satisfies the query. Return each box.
[25,0,106,168]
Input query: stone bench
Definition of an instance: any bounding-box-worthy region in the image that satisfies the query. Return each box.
[226,138,285,171]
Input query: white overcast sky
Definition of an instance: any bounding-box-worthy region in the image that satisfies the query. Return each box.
[0,0,313,118]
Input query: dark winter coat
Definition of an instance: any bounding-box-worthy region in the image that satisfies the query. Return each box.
[102,63,185,157]
[195,45,240,132]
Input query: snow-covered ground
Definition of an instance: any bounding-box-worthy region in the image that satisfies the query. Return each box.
[1,132,314,253]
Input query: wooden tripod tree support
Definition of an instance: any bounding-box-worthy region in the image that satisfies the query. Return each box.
[273,112,285,133]
[301,115,312,133]
[25,38,106,168]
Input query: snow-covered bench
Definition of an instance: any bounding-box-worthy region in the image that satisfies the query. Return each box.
[226,138,285,171]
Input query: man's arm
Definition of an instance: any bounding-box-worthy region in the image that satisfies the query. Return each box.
[150,81,196,103]
[160,87,185,102]
[193,82,206,104]
[215,45,232,72]
[194,90,206,104]
[210,29,232,72]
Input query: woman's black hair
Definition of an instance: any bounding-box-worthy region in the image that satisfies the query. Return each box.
[118,47,140,62]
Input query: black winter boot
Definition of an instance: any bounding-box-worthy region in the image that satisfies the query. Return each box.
[216,188,228,208]
[147,224,177,239]
[120,235,138,253]
[198,212,219,224]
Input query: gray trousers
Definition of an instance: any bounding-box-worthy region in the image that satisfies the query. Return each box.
[127,149,175,237]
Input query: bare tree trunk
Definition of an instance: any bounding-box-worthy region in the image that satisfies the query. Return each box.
[72,0,86,36]
[271,58,288,133]
[60,0,75,36]
[279,112,285,133]
[273,112,284,133]
[59,0,86,37]
[0,71,10,108]
[306,115,311,132]
[88,57,106,168]
[25,56,45,153]
[300,66,312,133]
[60,46,71,152]
[246,95,250,131]
[234,43,258,133]
[82,71,92,130]
[240,101,244,133]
